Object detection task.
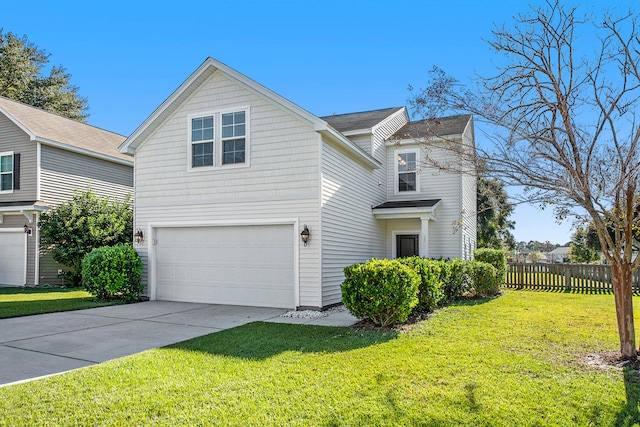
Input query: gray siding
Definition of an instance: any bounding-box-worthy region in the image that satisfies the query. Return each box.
[0,114,37,202]
[40,145,133,206]
[133,71,322,307]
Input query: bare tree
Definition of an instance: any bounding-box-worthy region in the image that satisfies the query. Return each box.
[409,0,640,360]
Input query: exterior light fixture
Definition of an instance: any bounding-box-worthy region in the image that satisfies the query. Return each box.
[24,224,28,233]
[23,224,32,235]
[300,225,310,247]
[134,228,144,245]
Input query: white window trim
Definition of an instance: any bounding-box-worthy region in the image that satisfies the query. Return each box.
[187,112,216,171]
[391,230,421,259]
[0,151,14,194]
[187,106,251,172]
[394,148,420,195]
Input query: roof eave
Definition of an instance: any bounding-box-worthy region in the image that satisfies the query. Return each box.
[121,57,330,154]
[372,200,441,220]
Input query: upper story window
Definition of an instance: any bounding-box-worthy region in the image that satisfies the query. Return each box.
[191,116,214,168]
[395,149,419,193]
[0,152,13,192]
[188,108,249,170]
[222,111,246,165]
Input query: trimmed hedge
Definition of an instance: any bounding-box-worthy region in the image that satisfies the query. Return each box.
[342,256,504,325]
[474,248,507,285]
[341,259,419,326]
[81,244,143,302]
[396,257,445,311]
[470,261,500,297]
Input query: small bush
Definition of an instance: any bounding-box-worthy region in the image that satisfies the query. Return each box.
[470,261,500,297]
[341,259,419,326]
[81,244,143,302]
[442,259,473,302]
[474,248,507,284]
[396,257,445,311]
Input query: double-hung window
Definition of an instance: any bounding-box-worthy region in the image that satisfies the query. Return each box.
[191,116,214,168]
[396,149,419,193]
[0,152,13,192]
[189,108,249,169]
[221,111,246,165]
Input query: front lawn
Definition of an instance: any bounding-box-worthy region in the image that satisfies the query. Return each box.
[0,287,120,319]
[1,291,639,426]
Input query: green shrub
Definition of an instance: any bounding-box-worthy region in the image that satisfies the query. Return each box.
[470,261,500,297]
[474,248,507,284]
[396,257,445,311]
[81,244,143,302]
[341,259,420,326]
[442,259,473,302]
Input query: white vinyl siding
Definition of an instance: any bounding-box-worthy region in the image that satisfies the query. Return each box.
[320,138,386,306]
[386,142,465,259]
[40,145,133,206]
[134,71,322,308]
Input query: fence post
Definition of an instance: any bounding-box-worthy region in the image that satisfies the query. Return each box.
[565,265,572,292]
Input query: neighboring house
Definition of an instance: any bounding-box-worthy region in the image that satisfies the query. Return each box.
[547,246,570,263]
[120,57,476,310]
[0,96,133,286]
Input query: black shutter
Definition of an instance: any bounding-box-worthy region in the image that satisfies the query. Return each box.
[13,153,20,190]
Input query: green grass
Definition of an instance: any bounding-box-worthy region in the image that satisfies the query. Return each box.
[1,291,640,426]
[0,287,120,318]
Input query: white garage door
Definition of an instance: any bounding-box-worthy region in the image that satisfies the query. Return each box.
[0,231,26,286]
[155,224,295,308]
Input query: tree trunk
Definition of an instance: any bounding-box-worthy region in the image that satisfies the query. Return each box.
[611,262,637,360]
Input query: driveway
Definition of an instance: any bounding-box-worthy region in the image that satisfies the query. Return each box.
[0,301,358,387]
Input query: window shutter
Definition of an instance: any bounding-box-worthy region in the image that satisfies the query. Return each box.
[13,153,20,190]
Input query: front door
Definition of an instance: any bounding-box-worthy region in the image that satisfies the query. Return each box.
[396,234,419,258]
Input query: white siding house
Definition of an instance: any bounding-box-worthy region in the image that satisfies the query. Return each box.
[120,58,476,309]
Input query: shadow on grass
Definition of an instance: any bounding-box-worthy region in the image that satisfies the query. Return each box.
[168,321,398,360]
[613,367,640,427]
[0,286,72,295]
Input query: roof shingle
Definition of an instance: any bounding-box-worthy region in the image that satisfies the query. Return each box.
[0,96,129,162]
[321,107,404,133]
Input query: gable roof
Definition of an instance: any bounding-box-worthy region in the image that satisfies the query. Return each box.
[0,96,130,164]
[389,114,472,141]
[120,57,379,169]
[321,107,405,134]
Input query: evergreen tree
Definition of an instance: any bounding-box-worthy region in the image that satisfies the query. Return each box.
[0,30,88,121]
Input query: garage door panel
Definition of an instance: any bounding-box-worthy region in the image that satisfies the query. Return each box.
[0,232,26,286]
[155,224,295,308]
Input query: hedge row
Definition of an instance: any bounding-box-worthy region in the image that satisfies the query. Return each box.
[341,248,505,326]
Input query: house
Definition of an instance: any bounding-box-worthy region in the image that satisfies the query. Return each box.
[120,58,476,310]
[547,246,570,263]
[0,96,133,286]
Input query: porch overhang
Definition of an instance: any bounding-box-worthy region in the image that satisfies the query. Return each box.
[372,199,441,220]
[0,203,49,224]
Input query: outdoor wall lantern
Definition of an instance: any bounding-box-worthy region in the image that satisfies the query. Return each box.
[300,225,310,247]
[23,224,32,235]
[134,228,144,245]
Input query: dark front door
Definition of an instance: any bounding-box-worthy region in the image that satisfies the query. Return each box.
[396,234,419,258]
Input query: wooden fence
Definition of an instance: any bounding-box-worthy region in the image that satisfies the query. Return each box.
[506,263,640,293]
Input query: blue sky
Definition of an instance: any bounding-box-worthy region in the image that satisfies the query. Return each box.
[5,0,611,245]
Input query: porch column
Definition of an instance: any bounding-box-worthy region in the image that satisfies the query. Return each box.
[420,216,429,258]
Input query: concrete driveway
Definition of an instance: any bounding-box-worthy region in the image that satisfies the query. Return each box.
[0,301,358,387]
